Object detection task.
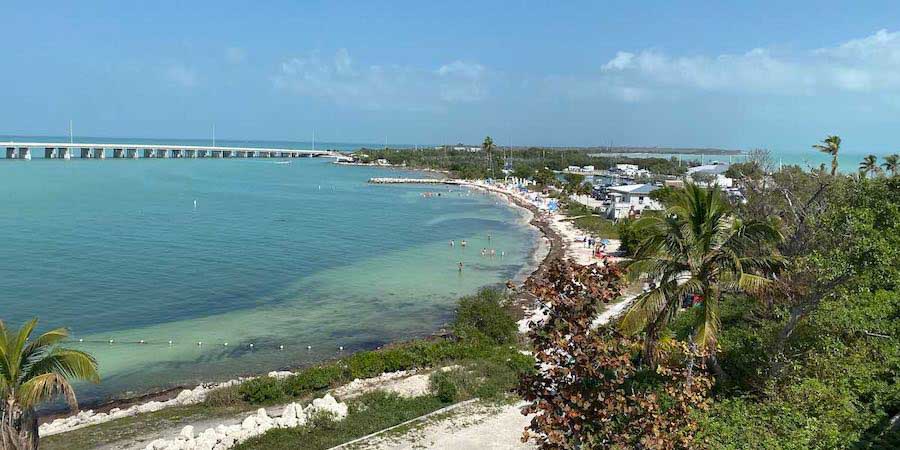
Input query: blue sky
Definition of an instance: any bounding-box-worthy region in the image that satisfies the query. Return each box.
[3,1,900,153]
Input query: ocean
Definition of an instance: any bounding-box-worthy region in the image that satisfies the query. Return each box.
[0,145,540,404]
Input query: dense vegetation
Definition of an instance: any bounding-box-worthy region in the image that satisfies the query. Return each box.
[354,143,695,179]
[519,141,900,449]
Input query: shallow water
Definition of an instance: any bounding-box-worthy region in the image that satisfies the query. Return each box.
[0,157,539,402]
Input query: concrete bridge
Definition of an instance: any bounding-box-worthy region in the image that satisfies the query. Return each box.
[1,142,349,161]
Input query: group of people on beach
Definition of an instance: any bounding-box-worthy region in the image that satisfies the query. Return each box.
[579,235,608,258]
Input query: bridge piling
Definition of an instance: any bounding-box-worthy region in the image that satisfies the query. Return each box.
[1,141,338,162]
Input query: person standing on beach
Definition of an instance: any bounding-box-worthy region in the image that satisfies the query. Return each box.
[450,240,455,247]
[458,262,464,272]
[461,240,467,247]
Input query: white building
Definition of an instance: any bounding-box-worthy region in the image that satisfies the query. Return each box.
[567,165,583,172]
[687,162,733,188]
[605,184,663,219]
[582,165,595,172]
[611,163,650,178]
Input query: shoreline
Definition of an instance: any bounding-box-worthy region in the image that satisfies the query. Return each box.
[39,176,565,435]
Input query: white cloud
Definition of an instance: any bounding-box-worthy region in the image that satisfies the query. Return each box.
[273,50,487,110]
[436,61,486,103]
[602,51,635,71]
[564,29,900,102]
[225,47,247,65]
[163,64,198,87]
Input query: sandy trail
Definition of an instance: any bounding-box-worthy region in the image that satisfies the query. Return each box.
[348,402,534,450]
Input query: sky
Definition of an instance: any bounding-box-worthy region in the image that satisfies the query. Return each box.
[3,1,900,154]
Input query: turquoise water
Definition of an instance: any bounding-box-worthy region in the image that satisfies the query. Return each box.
[0,156,539,403]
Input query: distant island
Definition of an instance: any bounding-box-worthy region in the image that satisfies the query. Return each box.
[364,144,744,156]
[583,145,743,155]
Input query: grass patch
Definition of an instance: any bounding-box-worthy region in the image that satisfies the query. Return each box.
[235,392,449,450]
[431,352,534,401]
[572,215,619,238]
[202,384,246,408]
[563,200,595,217]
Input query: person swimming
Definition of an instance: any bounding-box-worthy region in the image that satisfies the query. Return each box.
[458,262,464,272]
[461,240,467,247]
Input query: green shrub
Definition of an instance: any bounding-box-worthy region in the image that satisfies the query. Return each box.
[284,365,345,396]
[377,347,417,373]
[430,371,458,403]
[616,218,641,256]
[239,377,284,404]
[203,384,245,407]
[452,288,517,345]
[345,352,386,379]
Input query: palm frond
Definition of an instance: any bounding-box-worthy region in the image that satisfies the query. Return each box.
[17,373,78,411]
[22,348,99,384]
[619,288,669,335]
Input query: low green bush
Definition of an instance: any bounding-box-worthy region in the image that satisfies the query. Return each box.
[452,288,517,345]
[430,371,458,403]
[203,384,245,407]
[239,377,284,404]
[284,365,345,396]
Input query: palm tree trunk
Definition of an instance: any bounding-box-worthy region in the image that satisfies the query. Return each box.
[642,325,660,370]
[831,156,838,176]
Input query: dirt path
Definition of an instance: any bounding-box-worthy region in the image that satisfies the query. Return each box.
[347,401,535,450]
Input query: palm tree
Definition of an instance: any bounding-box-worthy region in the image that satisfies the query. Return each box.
[1,319,99,449]
[859,154,880,178]
[619,183,783,371]
[483,136,495,179]
[882,154,899,177]
[812,135,841,176]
